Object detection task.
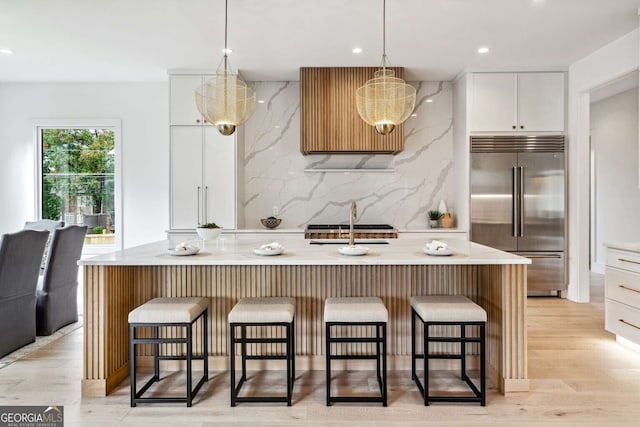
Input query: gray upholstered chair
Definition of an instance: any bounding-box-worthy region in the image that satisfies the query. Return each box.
[0,229,49,358]
[36,225,87,336]
[24,219,64,233]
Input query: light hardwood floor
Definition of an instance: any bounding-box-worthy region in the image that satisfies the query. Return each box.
[1,276,639,426]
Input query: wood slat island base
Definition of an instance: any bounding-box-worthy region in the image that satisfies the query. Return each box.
[80,237,529,397]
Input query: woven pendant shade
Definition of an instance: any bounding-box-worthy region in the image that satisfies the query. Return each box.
[195,73,256,136]
[356,68,416,135]
[194,0,255,136]
[356,0,416,135]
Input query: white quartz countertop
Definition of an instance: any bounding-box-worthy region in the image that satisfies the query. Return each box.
[80,234,530,266]
[605,242,640,253]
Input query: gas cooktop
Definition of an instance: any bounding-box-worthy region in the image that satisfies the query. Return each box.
[304,224,397,239]
[306,224,394,230]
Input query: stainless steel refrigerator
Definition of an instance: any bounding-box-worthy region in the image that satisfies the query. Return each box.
[470,135,566,295]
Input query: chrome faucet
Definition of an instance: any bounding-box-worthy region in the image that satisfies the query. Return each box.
[349,201,357,246]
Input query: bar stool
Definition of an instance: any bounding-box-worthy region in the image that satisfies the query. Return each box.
[228,297,295,406]
[128,297,209,407]
[324,297,388,406]
[410,295,486,406]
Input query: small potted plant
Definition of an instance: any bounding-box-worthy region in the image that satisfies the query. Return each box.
[427,210,441,229]
[260,216,282,229]
[196,222,222,240]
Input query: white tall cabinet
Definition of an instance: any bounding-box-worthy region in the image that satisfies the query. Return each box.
[169,73,240,231]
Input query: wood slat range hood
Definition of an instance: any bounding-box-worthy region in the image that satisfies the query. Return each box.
[300,67,405,155]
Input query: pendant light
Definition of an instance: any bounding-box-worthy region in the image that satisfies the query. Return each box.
[195,0,256,136]
[356,0,416,135]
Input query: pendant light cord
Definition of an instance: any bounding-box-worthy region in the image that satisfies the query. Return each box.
[382,0,387,70]
[224,0,229,73]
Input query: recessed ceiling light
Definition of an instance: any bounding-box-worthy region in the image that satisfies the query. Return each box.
[274,125,280,129]
[221,48,232,54]
[0,48,13,55]
[411,113,417,117]
[425,99,433,103]
[257,100,265,104]
[352,47,363,54]
[477,46,490,54]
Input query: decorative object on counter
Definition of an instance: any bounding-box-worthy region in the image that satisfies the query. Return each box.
[355,0,416,135]
[338,245,370,256]
[423,240,454,256]
[194,0,256,136]
[260,216,282,229]
[427,210,441,228]
[440,212,454,229]
[168,242,201,256]
[438,199,448,214]
[196,222,222,240]
[253,242,284,256]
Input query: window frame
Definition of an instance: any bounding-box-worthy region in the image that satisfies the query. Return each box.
[34,119,123,254]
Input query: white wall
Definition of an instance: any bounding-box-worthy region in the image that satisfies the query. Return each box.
[0,82,169,248]
[567,28,639,302]
[590,87,640,270]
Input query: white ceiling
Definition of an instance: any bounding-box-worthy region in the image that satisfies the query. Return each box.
[1,0,639,82]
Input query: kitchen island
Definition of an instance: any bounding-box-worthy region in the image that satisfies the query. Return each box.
[80,234,530,397]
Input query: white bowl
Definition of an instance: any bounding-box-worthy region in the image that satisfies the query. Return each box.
[196,227,222,240]
[338,245,370,256]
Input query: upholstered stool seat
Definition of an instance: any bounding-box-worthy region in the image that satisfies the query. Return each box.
[410,295,486,406]
[229,297,296,406]
[129,297,209,407]
[324,297,388,407]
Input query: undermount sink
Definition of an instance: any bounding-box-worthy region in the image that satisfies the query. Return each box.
[309,239,389,245]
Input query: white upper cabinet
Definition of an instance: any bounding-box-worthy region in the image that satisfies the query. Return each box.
[517,73,565,132]
[471,73,517,132]
[470,72,565,132]
[170,75,206,125]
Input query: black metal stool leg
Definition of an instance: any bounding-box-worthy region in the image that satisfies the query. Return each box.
[286,322,292,406]
[461,323,466,381]
[130,325,136,407]
[411,308,416,382]
[376,324,382,391]
[230,324,236,407]
[382,323,387,407]
[241,325,247,382]
[203,309,209,381]
[326,323,331,406]
[423,322,429,406]
[186,323,193,407]
[480,323,486,406]
[153,326,160,382]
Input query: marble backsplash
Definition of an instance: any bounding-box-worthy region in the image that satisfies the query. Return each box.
[242,81,454,229]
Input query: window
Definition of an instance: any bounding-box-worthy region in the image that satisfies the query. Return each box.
[36,121,121,251]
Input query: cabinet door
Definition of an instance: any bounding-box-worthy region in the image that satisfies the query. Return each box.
[170,75,205,125]
[517,73,565,132]
[203,127,236,229]
[171,127,203,229]
[470,73,517,132]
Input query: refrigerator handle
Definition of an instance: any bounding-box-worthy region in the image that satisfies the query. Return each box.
[519,166,525,237]
[512,166,518,237]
